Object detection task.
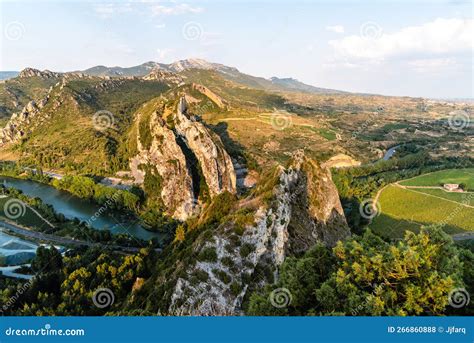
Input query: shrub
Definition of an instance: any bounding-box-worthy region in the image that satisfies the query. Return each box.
[198,247,218,263]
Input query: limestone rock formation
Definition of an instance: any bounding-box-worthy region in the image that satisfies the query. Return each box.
[18,68,61,79]
[143,69,184,85]
[168,151,350,315]
[130,108,196,220]
[0,89,52,144]
[175,97,236,196]
[130,96,237,220]
[191,83,227,109]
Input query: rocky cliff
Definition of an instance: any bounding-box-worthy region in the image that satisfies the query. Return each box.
[175,97,236,196]
[130,96,237,220]
[167,151,350,315]
[0,86,54,144]
[130,101,196,220]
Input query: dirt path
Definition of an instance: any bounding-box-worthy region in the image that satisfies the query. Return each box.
[24,203,56,228]
[373,184,388,206]
[397,183,474,193]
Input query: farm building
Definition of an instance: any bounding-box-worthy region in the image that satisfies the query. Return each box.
[443,184,463,192]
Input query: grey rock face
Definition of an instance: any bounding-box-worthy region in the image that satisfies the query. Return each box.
[130,96,237,220]
[175,97,236,197]
[168,151,350,315]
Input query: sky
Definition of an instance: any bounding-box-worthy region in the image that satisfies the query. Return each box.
[0,0,472,98]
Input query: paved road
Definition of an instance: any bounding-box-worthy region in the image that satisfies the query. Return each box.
[0,220,161,254]
[452,233,474,241]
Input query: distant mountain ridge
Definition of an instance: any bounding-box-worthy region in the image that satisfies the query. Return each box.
[79,58,343,94]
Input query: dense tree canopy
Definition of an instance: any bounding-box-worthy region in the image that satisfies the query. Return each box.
[248,227,470,316]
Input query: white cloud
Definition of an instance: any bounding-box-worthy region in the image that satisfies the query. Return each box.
[326,25,345,33]
[151,3,203,16]
[329,18,473,62]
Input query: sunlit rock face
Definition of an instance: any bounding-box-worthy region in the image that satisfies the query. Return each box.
[130,96,237,220]
[168,151,350,315]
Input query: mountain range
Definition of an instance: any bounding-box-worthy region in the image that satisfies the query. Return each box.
[1,58,343,95]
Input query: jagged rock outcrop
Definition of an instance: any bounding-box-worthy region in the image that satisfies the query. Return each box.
[130,107,196,220]
[143,69,184,85]
[168,151,350,315]
[130,96,237,220]
[18,68,61,79]
[0,89,52,144]
[168,58,239,74]
[175,97,236,196]
[191,83,226,109]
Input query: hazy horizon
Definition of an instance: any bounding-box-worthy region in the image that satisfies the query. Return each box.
[1,0,473,98]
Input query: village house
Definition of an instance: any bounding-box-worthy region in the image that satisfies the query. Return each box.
[443,184,463,192]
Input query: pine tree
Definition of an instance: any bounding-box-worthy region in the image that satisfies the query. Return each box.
[174,225,186,243]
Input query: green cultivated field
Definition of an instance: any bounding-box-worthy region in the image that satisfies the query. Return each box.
[415,188,474,205]
[371,185,474,239]
[399,168,474,190]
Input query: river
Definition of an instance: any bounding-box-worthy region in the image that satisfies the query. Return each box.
[382,145,400,161]
[0,176,161,241]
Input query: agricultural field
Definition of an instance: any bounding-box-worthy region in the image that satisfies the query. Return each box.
[371,182,474,239]
[399,168,474,190]
[414,188,474,205]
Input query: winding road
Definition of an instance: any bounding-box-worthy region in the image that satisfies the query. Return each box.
[0,219,161,254]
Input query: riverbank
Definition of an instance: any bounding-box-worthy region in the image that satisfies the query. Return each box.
[0,175,164,241]
[0,219,162,254]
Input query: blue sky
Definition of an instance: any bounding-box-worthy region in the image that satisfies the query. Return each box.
[0,0,472,98]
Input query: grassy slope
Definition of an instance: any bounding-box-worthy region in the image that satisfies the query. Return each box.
[370,185,473,239]
[15,79,169,175]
